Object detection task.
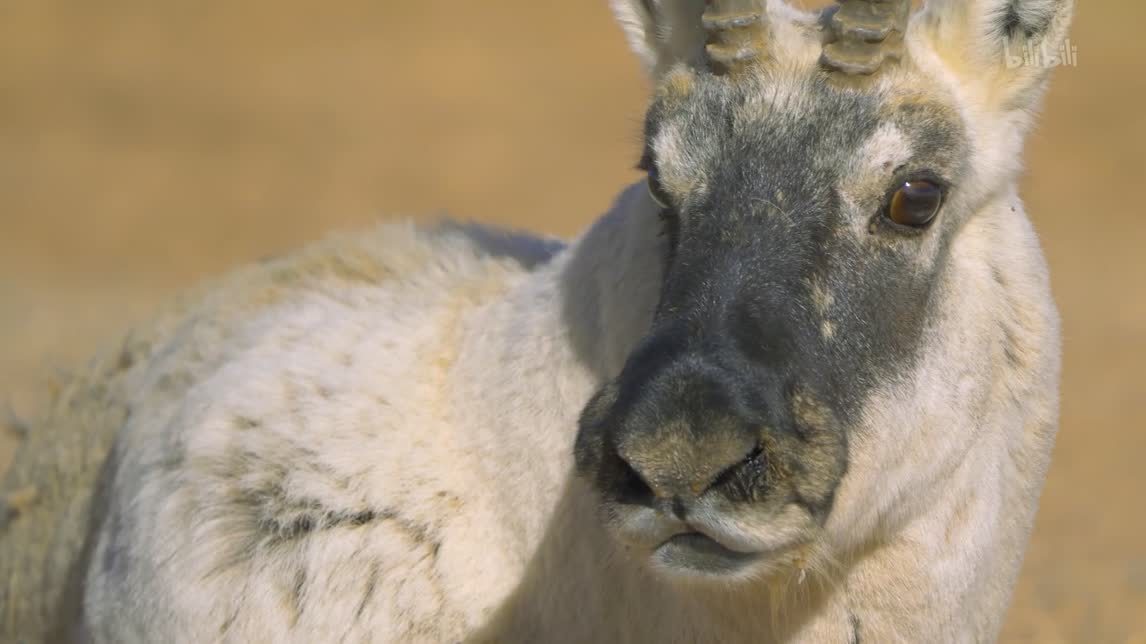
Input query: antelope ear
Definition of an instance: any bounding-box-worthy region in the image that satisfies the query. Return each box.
[918,0,1074,115]
[611,0,707,77]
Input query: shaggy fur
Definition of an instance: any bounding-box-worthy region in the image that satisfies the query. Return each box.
[0,0,1071,641]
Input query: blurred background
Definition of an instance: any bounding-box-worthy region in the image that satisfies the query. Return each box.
[0,1,1142,640]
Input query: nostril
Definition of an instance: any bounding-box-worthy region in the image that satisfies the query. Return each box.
[711,442,765,491]
[615,455,655,507]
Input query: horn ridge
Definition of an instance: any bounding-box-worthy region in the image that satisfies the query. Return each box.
[821,0,911,80]
[702,0,768,75]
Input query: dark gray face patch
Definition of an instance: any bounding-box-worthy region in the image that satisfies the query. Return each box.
[575,70,969,538]
[998,0,1066,39]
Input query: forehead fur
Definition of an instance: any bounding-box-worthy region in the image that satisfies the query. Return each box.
[646,65,967,207]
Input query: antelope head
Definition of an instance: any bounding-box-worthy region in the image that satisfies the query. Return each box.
[575,0,1072,581]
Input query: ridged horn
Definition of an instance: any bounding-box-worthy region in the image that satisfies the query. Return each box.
[702,0,768,75]
[821,0,911,78]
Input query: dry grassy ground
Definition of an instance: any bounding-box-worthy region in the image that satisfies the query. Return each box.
[1,1,1143,640]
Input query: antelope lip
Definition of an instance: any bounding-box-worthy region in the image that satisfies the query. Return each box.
[654,531,762,574]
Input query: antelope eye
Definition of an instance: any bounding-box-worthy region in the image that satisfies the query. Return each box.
[887,179,944,227]
[646,166,671,209]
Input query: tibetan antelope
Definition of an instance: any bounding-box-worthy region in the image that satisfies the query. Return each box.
[1,0,1071,640]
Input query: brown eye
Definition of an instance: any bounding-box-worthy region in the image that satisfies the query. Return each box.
[887,179,944,227]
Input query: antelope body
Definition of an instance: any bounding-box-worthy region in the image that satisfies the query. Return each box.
[1,0,1070,641]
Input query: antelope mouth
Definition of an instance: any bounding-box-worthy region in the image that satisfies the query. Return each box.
[653,531,763,575]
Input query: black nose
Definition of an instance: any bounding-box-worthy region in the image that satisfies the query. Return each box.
[609,360,763,501]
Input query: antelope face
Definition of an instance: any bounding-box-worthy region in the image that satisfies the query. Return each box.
[574,0,1070,581]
